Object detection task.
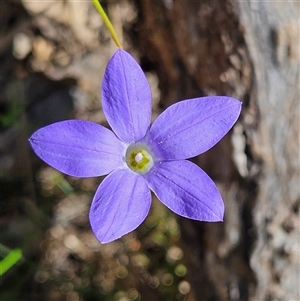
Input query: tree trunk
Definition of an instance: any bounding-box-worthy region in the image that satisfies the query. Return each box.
[130,0,299,300]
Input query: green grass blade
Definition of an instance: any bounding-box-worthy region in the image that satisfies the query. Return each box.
[0,248,23,276]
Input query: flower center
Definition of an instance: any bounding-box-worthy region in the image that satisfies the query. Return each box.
[125,143,154,174]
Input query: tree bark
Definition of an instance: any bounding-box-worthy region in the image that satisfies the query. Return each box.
[130,0,299,300]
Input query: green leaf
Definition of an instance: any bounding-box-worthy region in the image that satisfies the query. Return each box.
[0,248,23,276]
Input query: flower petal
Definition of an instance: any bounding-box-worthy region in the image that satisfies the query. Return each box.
[145,160,224,221]
[29,120,125,177]
[89,169,151,243]
[102,49,152,143]
[147,96,242,159]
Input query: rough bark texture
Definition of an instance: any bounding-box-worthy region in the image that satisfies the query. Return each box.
[237,2,299,300]
[130,0,299,300]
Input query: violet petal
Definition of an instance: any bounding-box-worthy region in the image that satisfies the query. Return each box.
[147,96,242,160]
[145,160,224,221]
[29,120,125,177]
[102,49,152,143]
[89,169,151,243]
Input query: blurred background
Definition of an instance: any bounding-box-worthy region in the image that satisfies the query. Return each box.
[0,1,299,301]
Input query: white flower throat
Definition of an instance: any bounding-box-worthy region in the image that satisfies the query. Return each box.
[125,142,154,174]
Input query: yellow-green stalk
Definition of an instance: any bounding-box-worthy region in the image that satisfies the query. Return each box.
[92,0,122,48]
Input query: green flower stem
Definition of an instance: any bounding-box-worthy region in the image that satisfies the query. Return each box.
[92,0,122,48]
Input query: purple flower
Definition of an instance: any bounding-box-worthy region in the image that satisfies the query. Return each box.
[29,49,242,243]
